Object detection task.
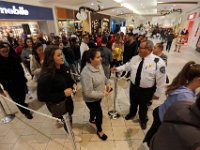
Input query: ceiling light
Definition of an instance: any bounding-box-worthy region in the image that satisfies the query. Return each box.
[173,4,176,7]
[113,0,123,3]
[91,2,94,5]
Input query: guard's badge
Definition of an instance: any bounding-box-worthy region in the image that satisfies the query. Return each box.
[160,66,166,74]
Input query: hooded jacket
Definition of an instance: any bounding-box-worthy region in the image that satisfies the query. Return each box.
[159,86,196,122]
[150,101,200,150]
[0,54,27,92]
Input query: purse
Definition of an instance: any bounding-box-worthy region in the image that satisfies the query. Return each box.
[46,100,67,118]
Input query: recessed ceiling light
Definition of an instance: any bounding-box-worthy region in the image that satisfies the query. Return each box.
[173,4,176,7]
[113,0,123,3]
[91,2,94,5]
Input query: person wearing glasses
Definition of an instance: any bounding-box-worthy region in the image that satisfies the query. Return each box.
[112,40,166,129]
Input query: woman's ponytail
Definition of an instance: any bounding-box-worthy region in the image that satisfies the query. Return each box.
[166,61,196,95]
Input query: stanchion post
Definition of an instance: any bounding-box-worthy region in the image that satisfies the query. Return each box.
[113,77,118,110]
[62,113,78,150]
[108,76,120,119]
[0,95,15,124]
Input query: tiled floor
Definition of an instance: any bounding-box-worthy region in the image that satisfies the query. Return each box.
[0,41,200,150]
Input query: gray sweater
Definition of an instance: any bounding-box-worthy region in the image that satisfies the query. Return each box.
[81,63,110,102]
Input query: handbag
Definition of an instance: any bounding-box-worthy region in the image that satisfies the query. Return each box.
[46,100,67,118]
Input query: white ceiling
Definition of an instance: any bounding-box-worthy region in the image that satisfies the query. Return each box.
[39,0,199,17]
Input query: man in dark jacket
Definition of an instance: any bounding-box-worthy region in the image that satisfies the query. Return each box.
[123,33,138,64]
[99,36,113,79]
[122,33,138,78]
[150,96,200,150]
[166,32,175,52]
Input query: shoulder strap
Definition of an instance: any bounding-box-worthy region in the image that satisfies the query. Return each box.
[154,58,160,70]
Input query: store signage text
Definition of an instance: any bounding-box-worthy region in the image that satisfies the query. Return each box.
[0,6,29,16]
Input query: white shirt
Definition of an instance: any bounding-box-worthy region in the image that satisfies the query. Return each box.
[117,53,166,97]
[80,42,89,59]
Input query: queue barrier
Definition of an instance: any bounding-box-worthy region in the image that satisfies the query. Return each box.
[0,83,78,150]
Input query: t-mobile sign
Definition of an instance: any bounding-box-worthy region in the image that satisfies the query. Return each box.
[0,6,29,16]
[0,1,54,20]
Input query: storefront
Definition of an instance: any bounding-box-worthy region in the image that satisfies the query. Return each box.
[56,7,90,35]
[0,1,55,40]
[186,12,200,49]
[180,8,200,49]
[111,16,126,33]
[90,13,111,34]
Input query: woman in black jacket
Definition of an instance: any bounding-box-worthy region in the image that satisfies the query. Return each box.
[37,45,77,132]
[0,42,33,119]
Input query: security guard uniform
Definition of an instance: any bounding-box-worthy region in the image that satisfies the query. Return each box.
[117,53,166,127]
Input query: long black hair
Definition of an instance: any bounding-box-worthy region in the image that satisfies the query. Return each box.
[41,45,60,77]
[24,37,33,48]
[32,42,43,64]
[0,41,20,61]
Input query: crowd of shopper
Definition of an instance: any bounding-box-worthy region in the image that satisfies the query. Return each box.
[0,29,200,149]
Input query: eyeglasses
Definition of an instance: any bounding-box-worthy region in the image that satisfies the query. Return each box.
[139,47,146,50]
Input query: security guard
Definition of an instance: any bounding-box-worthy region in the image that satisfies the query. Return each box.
[112,40,166,129]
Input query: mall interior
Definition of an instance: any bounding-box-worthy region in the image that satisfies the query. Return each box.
[0,0,200,150]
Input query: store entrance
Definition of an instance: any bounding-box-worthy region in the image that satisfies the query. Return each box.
[0,20,45,41]
[188,20,194,37]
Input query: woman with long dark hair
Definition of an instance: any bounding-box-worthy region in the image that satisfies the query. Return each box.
[30,42,44,81]
[37,46,77,133]
[143,61,200,146]
[81,48,111,141]
[21,37,33,75]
